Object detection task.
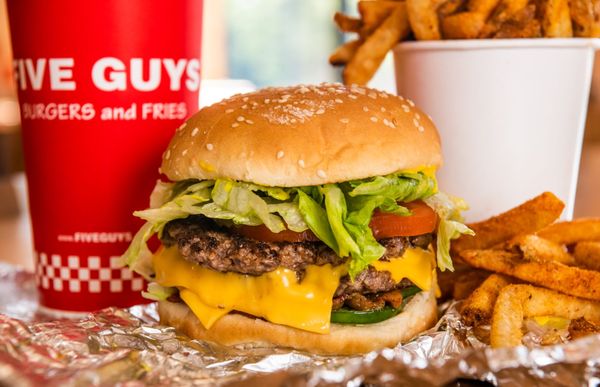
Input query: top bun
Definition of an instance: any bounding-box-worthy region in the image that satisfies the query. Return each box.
[161,83,442,187]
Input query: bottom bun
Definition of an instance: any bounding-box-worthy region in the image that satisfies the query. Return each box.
[158,288,437,355]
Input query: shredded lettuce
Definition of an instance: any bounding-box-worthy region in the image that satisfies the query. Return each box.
[123,171,469,281]
[142,282,176,301]
[424,192,474,271]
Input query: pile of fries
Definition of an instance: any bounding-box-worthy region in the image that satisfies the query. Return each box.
[444,192,600,348]
[331,0,600,84]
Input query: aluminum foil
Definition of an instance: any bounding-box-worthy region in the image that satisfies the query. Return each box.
[1,263,599,386]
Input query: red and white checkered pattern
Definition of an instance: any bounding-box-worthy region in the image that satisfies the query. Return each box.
[35,252,144,293]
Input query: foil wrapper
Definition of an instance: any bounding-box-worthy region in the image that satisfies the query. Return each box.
[1,263,599,386]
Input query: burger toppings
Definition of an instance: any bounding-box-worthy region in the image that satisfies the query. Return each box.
[331,286,422,324]
[160,216,432,276]
[151,243,435,333]
[123,168,471,282]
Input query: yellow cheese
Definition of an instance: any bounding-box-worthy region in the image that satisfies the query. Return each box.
[153,246,434,334]
[532,316,570,329]
[371,248,435,291]
[154,247,345,334]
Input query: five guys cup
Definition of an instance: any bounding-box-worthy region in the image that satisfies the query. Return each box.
[7,0,203,315]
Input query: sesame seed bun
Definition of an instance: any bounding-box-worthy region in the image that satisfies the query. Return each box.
[161,83,442,186]
[157,285,437,355]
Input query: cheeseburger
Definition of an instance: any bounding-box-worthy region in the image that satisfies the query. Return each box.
[123,83,471,355]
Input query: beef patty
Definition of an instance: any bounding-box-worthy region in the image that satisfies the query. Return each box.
[161,217,432,310]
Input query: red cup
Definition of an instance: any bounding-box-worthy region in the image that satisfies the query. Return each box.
[7,0,203,314]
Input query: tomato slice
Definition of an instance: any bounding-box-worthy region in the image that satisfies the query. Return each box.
[235,200,437,243]
[236,225,320,243]
[370,201,438,238]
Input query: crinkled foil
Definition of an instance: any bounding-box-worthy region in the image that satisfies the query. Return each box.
[1,263,599,386]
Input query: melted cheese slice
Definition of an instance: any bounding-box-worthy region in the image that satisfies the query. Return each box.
[153,246,434,334]
[371,248,435,291]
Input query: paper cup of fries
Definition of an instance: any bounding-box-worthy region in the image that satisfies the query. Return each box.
[393,38,600,221]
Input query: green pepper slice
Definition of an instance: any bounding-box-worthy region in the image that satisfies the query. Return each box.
[330,286,422,324]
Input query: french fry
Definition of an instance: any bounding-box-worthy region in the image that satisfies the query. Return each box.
[537,218,600,245]
[574,241,600,271]
[452,269,490,300]
[469,0,501,15]
[441,12,486,38]
[452,192,564,254]
[358,1,400,36]
[406,0,445,40]
[438,263,477,300]
[479,0,529,37]
[568,317,600,340]
[329,39,363,66]
[512,234,575,265]
[343,4,411,85]
[542,0,573,37]
[569,0,595,36]
[443,0,502,39]
[460,274,514,326]
[492,5,543,38]
[491,284,600,347]
[437,0,467,18]
[460,249,600,301]
[334,12,363,33]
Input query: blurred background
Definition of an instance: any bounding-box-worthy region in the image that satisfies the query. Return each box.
[0,0,598,271]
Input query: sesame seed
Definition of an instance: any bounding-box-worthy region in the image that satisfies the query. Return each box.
[265,99,271,103]
[348,94,357,99]
[383,118,391,126]
[237,116,245,122]
[291,118,297,123]
[379,93,388,98]
[182,149,188,156]
[242,104,248,109]
[316,109,325,115]
[402,105,410,113]
[353,87,366,95]
[225,109,234,113]
[177,122,187,131]
[413,118,419,127]
[206,143,214,151]
[242,97,249,102]
[407,99,415,107]
[232,123,239,128]
[191,127,199,137]
[340,118,349,124]
[277,150,285,159]
[317,169,327,178]
[362,106,369,112]
[164,150,171,160]
[415,113,421,120]
[380,107,386,112]
[370,116,378,123]
[246,119,254,125]
[335,98,343,104]
[418,125,425,132]
[298,159,305,168]
[368,92,377,99]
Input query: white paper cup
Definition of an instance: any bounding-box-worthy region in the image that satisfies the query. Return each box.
[393,39,600,221]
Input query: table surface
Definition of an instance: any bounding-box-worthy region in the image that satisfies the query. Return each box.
[1,143,600,272]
